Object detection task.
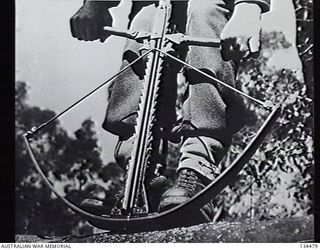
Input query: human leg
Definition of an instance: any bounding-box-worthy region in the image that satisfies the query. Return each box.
[159,0,247,215]
[81,3,184,213]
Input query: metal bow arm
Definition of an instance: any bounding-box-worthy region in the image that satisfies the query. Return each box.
[22,104,281,232]
[103,26,221,47]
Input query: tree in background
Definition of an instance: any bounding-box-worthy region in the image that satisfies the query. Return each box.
[294,0,313,94]
[15,81,82,236]
[214,30,313,220]
[165,0,314,221]
[15,81,123,236]
[166,14,313,220]
[208,0,313,220]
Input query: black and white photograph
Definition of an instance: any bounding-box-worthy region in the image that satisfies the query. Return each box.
[14,0,315,243]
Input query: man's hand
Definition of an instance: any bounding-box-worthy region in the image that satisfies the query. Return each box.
[70,1,115,42]
[221,3,262,61]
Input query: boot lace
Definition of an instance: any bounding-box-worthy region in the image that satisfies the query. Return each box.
[175,170,206,195]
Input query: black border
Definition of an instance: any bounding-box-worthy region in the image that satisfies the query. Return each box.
[0,0,15,243]
[313,0,319,243]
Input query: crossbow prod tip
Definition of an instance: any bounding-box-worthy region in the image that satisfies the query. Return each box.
[24,126,39,140]
[262,100,276,111]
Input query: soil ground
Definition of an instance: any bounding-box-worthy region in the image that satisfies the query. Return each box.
[15,215,314,243]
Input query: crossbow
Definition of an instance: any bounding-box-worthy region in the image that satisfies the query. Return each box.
[24,0,281,233]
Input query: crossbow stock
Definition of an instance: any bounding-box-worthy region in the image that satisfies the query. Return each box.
[24,0,281,232]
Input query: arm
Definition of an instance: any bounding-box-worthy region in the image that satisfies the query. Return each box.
[220,0,270,61]
[70,0,120,42]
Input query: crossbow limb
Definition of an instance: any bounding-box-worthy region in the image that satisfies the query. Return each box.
[23,105,280,232]
[23,0,281,232]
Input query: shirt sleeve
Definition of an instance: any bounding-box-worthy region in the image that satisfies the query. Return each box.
[234,0,270,13]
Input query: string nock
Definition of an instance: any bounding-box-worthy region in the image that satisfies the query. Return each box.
[24,126,38,140]
[262,100,275,111]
